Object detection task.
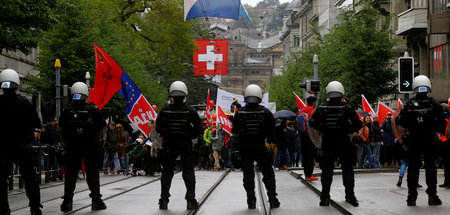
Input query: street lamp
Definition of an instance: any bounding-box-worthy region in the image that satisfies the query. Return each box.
[54,59,61,121]
[85,71,91,90]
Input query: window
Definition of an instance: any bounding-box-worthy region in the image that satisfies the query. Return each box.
[294,35,300,47]
[432,43,450,79]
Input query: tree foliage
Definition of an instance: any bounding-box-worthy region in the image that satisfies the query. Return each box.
[0,0,56,54]
[31,0,212,120]
[270,0,397,110]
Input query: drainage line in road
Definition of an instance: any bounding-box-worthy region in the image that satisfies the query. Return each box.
[257,171,271,215]
[66,176,164,215]
[10,175,136,212]
[288,171,353,215]
[188,169,231,215]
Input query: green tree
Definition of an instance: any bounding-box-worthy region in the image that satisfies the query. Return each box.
[0,0,56,54]
[270,0,397,109]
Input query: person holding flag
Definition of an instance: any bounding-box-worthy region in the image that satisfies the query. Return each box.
[155,81,202,210]
[297,96,318,181]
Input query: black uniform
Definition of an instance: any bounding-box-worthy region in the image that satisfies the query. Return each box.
[396,93,445,203]
[155,102,202,202]
[0,91,42,214]
[231,104,279,207]
[59,100,105,205]
[309,99,362,203]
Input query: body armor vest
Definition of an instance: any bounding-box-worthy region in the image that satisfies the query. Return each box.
[238,109,265,137]
[64,109,95,138]
[163,109,190,136]
[319,104,347,130]
[407,98,435,130]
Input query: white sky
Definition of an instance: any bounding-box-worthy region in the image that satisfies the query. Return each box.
[242,0,292,7]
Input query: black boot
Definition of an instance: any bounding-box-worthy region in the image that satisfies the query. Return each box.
[91,198,107,210]
[186,199,199,210]
[345,195,359,207]
[30,207,42,215]
[407,196,416,206]
[320,196,330,206]
[396,176,402,187]
[269,198,280,209]
[60,199,73,212]
[247,196,256,209]
[428,195,442,206]
[159,198,169,210]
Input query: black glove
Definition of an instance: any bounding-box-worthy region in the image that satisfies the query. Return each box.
[231,150,242,169]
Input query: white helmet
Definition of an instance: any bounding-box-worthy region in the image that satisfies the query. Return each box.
[169,81,188,97]
[70,82,89,100]
[412,75,431,93]
[244,84,263,103]
[325,81,345,98]
[0,69,20,89]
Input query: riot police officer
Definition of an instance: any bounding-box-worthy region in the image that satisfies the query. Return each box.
[309,81,362,207]
[396,75,446,206]
[0,69,42,215]
[59,82,106,211]
[155,81,202,210]
[231,84,280,209]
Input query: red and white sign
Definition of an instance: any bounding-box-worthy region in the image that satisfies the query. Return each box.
[361,94,376,117]
[377,101,394,126]
[217,106,232,135]
[127,95,157,137]
[194,39,228,76]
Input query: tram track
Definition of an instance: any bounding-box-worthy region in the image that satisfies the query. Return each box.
[256,171,271,215]
[188,169,231,215]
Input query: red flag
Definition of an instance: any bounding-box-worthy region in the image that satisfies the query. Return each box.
[217,106,232,135]
[361,94,376,117]
[397,98,403,112]
[206,89,211,124]
[448,97,449,107]
[193,39,228,76]
[377,101,394,126]
[293,91,306,115]
[88,44,123,109]
[356,112,364,121]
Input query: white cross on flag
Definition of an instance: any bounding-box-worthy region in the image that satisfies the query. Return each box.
[193,39,228,76]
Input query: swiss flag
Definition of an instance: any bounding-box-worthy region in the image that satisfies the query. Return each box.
[361,94,376,117]
[217,106,232,135]
[127,95,157,137]
[293,91,306,115]
[377,101,394,126]
[194,39,228,76]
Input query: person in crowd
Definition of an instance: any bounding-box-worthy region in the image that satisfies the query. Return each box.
[197,122,209,169]
[148,120,162,174]
[371,115,383,168]
[309,81,362,207]
[59,82,106,212]
[0,69,42,215]
[439,103,449,188]
[274,118,291,170]
[41,118,61,179]
[358,116,376,169]
[297,96,318,180]
[381,112,396,167]
[103,121,120,174]
[116,123,128,174]
[396,75,446,206]
[129,137,144,175]
[156,81,202,210]
[211,123,225,171]
[286,121,301,167]
[203,123,214,169]
[232,84,280,209]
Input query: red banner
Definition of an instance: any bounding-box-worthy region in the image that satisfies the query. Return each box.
[377,101,394,126]
[193,39,228,76]
[361,94,376,117]
[217,106,232,135]
[397,98,403,112]
[206,89,211,124]
[293,91,306,115]
[89,44,124,109]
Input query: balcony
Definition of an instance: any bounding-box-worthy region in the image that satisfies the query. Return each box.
[396,2,428,36]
